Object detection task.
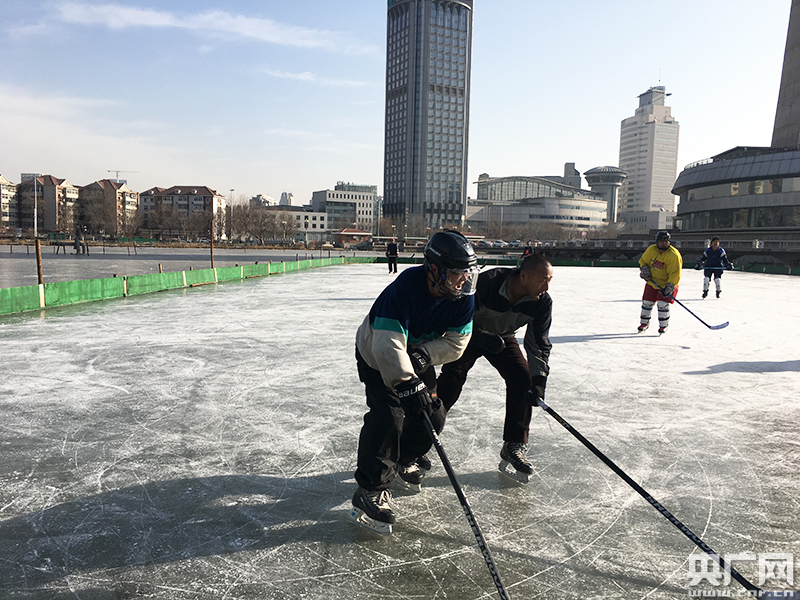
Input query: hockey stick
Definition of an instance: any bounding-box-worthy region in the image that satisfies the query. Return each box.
[420,410,512,600]
[534,398,776,598]
[650,280,729,330]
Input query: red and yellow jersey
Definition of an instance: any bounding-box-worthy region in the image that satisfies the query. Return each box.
[639,244,682,290]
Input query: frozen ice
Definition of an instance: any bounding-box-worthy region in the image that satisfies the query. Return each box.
[0,263,797,599]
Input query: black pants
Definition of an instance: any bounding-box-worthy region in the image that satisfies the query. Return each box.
[387,257,398,273]
[437,336,532,444]
[354,349,445,491]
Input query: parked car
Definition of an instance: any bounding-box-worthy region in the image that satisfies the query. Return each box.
[477,240,492,248]
[508,240,521,248]
[492,240,508,248]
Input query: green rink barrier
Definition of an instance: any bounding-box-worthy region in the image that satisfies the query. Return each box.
[126,271,186,296]
[44,277,126,308]
[0,284,43,314]
[0,256,377,316]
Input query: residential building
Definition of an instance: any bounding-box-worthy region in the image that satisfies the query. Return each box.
[279,192,293,206]
[18,175,79,233]
[0,175,18,231]
[79,179,139,237]
[618,86,680,231]
[469,172,607,231]
[139,185,226,239]
[311,186,375,232]
[383,0,473,228]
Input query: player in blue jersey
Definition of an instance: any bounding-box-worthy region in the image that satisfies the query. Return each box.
[350,230,479,534]
[695,237,733,298]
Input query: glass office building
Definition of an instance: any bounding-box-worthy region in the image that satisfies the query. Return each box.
[673,147,800,231]
[383,0,473,228]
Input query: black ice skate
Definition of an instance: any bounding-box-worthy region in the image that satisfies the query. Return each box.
[396,462,424,493]
[716,290,721,298]
[349,487,395,535]
[637,323,649,333]
[499,442,533,483]
[658,326,667,335]
[416,453,432,472]
[702,289,708,299]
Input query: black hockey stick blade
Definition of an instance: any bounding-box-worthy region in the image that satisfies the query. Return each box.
[535,397,765,597]
[650,279,729,330]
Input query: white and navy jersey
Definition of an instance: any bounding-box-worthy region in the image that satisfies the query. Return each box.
[472,267,552,380]
[698,246,731,269]
[356,265,474,388]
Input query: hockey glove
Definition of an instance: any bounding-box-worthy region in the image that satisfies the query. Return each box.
[662,282,675,297]
[472,330,505,354]
[726,263,734,271]
[694,262,702,271]
[396,377,433,416]
[639,265,651,281]
[408,346,431,374]
[525,376,546,407]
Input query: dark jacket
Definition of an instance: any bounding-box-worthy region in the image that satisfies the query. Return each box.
[473,267,552,379]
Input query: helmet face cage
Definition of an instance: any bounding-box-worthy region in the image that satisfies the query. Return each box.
[656,231,671,242]
[424,231,479,301]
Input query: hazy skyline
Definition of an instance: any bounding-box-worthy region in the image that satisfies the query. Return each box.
[1,1,791,205]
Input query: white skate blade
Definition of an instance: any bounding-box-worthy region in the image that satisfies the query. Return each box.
[498,459,530,484]
[348,506,392,536]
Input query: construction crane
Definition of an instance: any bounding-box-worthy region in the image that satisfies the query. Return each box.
[107,170,138,182]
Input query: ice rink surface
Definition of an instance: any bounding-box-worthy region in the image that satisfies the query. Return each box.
[0,263,797,599]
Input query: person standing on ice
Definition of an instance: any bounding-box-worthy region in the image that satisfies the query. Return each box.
[695,236,733,299]
[351,230,479,534]
[436,253,554,483]
[638,230,683,335]
[385,237,399,274]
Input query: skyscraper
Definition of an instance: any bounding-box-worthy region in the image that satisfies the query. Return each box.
[772,0,800,148]
[383,0,473,230]
[617,86,680,227]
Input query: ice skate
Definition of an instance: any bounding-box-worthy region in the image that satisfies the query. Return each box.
[416,453,432,472]
[716,290,721,298]
[702,289,708,299]
[349,487,395,535]
[658,326,667,335]
[637,323,649,333]
[498,442,533,484]
[395,462,424,493]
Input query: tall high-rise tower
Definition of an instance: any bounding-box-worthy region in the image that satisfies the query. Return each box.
[617,86,680,219]
[383,0,473,230]
[772,0,800,148]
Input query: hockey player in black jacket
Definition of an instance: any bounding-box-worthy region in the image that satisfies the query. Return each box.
[437,253,553,482]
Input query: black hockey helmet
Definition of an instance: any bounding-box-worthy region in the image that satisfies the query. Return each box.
[424,230,479,301]
[655,231,671,241]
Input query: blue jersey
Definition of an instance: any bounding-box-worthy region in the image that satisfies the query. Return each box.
[698,246,730,269]
[356,266,474,387]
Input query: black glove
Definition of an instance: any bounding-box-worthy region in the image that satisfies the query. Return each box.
[639,265,651,281]
[472,330,505,354]
[396,377,433,416]
[662,282,675,297]
[408,346,431,374]
[694,262,702,271]
[525,376,546,407]
[726,263,733,271]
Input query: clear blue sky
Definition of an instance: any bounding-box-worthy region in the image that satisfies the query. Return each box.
[0,0,791,205]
